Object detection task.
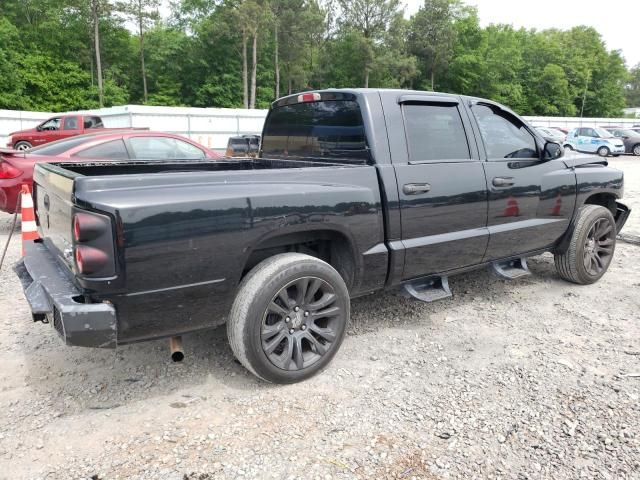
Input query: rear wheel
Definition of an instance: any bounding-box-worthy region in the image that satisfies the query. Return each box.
[633,144,640,156]
[597,146,610,157]
[564,144,573,151]
[554,205,616,285]
[14,141,32,151]
[227,253,350,384]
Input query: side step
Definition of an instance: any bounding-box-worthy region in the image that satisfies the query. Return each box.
[492,257,530,279]
[402,276,452,303]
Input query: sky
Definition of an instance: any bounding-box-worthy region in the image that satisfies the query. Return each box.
[403,0,640,68]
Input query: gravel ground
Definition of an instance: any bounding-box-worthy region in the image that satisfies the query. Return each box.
[0,156,639,480]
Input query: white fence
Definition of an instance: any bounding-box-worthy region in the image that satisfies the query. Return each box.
[0,105,268,151]
[2,105,639,151]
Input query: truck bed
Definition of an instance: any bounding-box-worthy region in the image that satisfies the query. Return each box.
[55,157,362,177]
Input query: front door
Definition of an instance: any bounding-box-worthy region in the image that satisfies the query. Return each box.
[391,96,489,280]
[467,102,576,260]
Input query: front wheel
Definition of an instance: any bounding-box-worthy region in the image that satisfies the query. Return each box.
[564,144,573,151]
[554,205,616,285]
[633,144,640,156]
[13,141,32,151]
[227,253,350,384]
[597,146,610,157]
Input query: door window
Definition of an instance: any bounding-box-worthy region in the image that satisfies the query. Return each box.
[63,116,79,130]
[128,136,206,160]
[40,118,61,131]
[73,140,129,159]
[402,103,470,162]
[472,105,537,159]
[84,116,104,129]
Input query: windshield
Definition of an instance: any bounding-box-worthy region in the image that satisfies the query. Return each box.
[617,129,636,136]
[546,128,565,136]
[594,128,614,138]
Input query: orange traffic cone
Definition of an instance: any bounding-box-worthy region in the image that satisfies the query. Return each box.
[20,184,40,256]
[503,195,520,217]
[550,193,562,216]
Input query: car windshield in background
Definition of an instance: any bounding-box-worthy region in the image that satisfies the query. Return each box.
[594,128,614,138]
[29,135,104,156]
[546,128,565,136]
[261,100,370,163]
[617,129,637,136]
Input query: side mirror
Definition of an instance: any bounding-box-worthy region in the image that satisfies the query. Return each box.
[36,125,42,131]
[543,141,564,161]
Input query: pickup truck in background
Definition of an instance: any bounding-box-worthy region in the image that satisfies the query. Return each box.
[8,114,111,150]
[15,89,630,384]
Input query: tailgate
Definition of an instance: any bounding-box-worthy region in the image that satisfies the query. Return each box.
[33,164,77,268]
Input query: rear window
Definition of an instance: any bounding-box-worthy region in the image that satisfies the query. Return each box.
[30,135,103,156]
[261,100,369,163]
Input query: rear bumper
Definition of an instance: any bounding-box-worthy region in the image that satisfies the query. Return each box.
[13,241,117,348]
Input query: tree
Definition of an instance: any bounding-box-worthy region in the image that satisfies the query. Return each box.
[409,0,463,90]
[626,64,640,108]
[90,0,105,107]
[117,0,160,103]
[337,0,400,87]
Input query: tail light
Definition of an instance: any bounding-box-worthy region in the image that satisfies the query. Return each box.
[72,210,115,277]
[75,245,109,275]
[297,92,321,103]
[0,161,22,179]
[73,212,108,242]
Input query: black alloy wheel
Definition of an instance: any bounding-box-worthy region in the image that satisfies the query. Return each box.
[261,276,343,371]
[582,217,615,276]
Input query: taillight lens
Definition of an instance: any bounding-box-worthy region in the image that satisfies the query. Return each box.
[0,161,22,179]
[297,92,321,103]
[74,245,109,275]
[73,212,107,242]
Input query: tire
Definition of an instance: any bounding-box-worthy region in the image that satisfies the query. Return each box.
[227,253,350,384]
[13,141,32,151]
[633,144,640,156]
[597,146,610,157]
[554,205,616,285]
[564,144,573,150]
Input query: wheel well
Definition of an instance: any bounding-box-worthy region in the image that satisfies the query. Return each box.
[242,231,356,290]
[584,193,616,216]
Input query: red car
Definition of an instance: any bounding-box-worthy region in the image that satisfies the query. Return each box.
[0,131,221,213]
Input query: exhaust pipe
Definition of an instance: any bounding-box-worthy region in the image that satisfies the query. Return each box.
[169,336,184,362]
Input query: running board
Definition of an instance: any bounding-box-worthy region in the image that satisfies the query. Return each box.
[491,257,530,279]
[402,276,452,303]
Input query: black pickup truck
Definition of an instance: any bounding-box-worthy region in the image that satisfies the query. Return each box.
[15,89,630,384]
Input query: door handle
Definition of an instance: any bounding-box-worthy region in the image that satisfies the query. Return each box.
[403,183,431,195]
[492,177,515,187]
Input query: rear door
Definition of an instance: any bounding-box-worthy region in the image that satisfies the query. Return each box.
[60,116,82,140]
[382,93,489,279]
[466,101,576,260]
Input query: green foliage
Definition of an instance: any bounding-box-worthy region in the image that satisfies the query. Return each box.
[0,0,633,116]
[626,64,640,108]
